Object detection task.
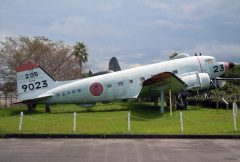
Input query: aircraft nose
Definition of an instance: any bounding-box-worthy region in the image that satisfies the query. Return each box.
[229,62,235,69]
[225,62,235,70]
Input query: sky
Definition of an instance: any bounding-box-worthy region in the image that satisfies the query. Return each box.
[0,0,240,72]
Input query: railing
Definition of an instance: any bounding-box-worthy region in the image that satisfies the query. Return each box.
[12,106,239,134]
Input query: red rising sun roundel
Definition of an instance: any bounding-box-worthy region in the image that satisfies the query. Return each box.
[89,82,104,96]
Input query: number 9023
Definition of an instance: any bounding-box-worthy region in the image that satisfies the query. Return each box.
[22,80,48,92]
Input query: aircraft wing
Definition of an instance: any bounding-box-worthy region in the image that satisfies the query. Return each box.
[138,72,187,97]
[14,94,53,104]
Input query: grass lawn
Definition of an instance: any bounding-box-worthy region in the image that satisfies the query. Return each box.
[0,102,239,135]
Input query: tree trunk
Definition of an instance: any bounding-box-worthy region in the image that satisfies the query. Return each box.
[4,94,7,108]
[78,61,82,78]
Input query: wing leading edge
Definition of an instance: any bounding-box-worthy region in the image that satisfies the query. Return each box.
[138,72,187,97]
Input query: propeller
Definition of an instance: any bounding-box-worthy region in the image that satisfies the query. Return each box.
[215,62,240,80]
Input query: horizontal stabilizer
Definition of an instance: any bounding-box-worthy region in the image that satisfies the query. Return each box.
[14,94,53,104]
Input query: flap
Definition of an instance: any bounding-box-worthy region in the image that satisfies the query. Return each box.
[139,72,186,97]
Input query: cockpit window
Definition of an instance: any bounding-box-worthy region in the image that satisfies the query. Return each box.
[206,59,214,64]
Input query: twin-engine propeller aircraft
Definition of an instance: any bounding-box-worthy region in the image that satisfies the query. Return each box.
[16,53,237,112]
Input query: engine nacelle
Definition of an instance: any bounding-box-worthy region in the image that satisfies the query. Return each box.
[181,73,210,91]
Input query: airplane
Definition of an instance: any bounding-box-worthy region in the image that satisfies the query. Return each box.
[15,53,237,112]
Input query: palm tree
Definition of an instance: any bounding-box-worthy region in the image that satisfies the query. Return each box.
[72,42,88,77]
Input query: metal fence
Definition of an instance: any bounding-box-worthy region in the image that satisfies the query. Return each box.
[0,95,17,108]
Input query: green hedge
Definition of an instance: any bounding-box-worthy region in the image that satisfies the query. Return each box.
[187,98,240,109]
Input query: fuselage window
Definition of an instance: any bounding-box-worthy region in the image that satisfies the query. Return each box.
[72,90,76,93]
[118,82,123,86]
[56,93,60,97]
[129,80,133,83]
[62,92,65,96]
[77,89,81,92]
[107,84,112,88]
[67,91,70,95]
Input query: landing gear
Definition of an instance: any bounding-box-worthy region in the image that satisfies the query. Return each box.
[153,97,159,109]
[45,105,51,113]
[176,95,188,110]
[27,104,36,112]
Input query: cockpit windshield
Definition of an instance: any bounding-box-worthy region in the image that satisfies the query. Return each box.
[205,58,215,64]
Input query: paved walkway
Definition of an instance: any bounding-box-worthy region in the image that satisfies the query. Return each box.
[0,139,240,162]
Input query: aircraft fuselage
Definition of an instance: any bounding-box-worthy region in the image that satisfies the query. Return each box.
[40,56,218,105]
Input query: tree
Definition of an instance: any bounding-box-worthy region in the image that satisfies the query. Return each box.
[72,42,88,77]
[0,36,80,81]
[0,81,16,107]
[0,36,82,100]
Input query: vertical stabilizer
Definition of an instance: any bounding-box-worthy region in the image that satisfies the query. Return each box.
[16,62,55,101]
[109,57,121,72]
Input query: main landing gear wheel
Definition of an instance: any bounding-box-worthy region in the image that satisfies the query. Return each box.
[45,105,51,113]
[27,104,36,112]
[176,95,188,110]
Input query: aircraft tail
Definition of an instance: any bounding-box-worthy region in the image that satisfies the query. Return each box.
[109,57,121,72]
[16,61,55,101]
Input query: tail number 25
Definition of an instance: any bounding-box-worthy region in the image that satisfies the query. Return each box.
[22,80,48,92]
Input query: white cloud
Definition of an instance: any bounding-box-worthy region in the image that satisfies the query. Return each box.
[1,0,240,70]
[91,45,121,56]
[122,53,145,59]
[186,41,240,61]
[49,16,127,39]
[0,31,14,42]
[87,45,123,71]
[97,5,114,12]
[129,63,142,68]
[140,0,240,22]
[140,0,214,21]
[146,19,202,30]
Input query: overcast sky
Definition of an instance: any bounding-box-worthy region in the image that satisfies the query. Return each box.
[1,0,240,71]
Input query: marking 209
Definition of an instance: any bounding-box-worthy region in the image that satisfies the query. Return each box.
[213,65,224,73]
[25,72,38,79]
[22,80,48,92]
